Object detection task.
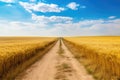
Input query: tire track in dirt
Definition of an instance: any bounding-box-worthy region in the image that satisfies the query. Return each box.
[15,41,60,80]
[54,40,94,80]
[15,40,94,80]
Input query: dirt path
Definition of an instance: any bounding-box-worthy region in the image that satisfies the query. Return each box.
[15,40,94,80]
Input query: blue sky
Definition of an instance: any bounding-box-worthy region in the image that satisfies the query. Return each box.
[0,0,120,36]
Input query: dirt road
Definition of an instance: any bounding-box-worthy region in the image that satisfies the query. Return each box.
[15,40,94,80]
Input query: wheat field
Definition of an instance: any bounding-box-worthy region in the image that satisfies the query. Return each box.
[64,36,120,80]
[0,37,56,79]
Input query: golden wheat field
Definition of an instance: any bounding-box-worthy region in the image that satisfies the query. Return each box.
[64,36,120,80]
[0,37,56,79]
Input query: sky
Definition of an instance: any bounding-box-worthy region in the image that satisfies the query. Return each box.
[0,0,120,36]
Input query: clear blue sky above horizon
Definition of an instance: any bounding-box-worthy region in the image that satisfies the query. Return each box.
[0,0,120,36]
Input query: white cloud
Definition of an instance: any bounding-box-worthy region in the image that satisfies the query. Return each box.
[0,0,14,3]
[108,16,116,19]
[19,2,34,13]
[52,19,120,36]
[30,0,45,2]
[32,14,73,23]
[0,18,120,36]
[19,2,65,13]
[0,20,51,36]
[67,2,80,10]
[30,0,36,2]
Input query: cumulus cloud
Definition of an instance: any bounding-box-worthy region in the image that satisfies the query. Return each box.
[30,0,36,2]
[0,20,51,36]
[30,0,45,2]
[67,2,80,10]
[19,2,64,13]
[0,18,120,36]
[52,19,120,36]
[0,0,14,3]
[108,16,116,19]
[32,14,73,23]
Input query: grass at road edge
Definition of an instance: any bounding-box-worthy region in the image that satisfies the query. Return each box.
[2,40,57,80]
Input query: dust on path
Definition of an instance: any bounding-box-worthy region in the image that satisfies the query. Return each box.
[15,40,94,80]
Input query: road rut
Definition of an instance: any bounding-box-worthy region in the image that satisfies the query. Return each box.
[15,40,94,80]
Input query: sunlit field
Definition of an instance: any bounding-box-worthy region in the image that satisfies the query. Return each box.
[64,36,120,80]
[0,37,56,79]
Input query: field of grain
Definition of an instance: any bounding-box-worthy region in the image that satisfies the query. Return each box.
[64,37,120,80]
[0,37,56,79]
